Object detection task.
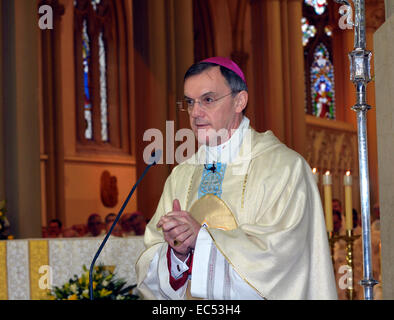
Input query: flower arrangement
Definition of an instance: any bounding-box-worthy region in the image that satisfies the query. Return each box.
[48,264,139,300]
[0,200,12,240]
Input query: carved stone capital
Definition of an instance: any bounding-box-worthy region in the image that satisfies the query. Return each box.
[365,0,386,30]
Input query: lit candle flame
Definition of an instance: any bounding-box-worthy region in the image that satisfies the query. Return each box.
[325,170,330,176]
[346,171,351,176]
[312,168,317,174]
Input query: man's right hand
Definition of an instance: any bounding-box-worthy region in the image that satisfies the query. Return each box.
[157,199,201,261]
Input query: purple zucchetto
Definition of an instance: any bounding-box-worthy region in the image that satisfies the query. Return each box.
[201,57,246,84]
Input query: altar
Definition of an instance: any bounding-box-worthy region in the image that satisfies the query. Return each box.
[0,236,145,300]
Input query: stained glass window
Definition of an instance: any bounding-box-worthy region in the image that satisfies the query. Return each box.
[302,0,335,119]
[74,0,128,151]
[304,0,328,15]
[99,32,109,142]
[324,25,332,37]
[82,19,93,140]
[301,17,317,47]
[310,44,335,119]
[91,0,101,11]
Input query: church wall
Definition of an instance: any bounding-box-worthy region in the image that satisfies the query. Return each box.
[305,116,361,216]
[0,0,5,202]
[63,161,137,226]
[374,10,394,300]
[37,0,139,229]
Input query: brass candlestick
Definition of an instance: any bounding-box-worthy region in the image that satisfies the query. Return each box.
[343,229,360,300]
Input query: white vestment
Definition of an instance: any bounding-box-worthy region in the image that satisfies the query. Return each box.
[136,117,337,300]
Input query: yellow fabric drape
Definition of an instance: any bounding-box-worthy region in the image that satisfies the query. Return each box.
[29,240,50,300]
[0,241,8,300]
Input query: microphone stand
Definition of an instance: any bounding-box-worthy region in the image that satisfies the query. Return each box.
[89,152,160,300]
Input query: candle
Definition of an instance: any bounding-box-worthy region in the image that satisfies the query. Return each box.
[323,171,333,232]
[312,168,319,184]
[344,171,353,230]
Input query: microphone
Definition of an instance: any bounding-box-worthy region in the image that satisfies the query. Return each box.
[89,149,162,300]
[204,163,216,173]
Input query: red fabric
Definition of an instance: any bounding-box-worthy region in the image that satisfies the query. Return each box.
[167,246,194,291]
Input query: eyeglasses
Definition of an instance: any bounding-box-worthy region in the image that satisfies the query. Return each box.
[176,92,235,113]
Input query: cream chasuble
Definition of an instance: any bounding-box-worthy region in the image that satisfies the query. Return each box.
[136,118,337,300]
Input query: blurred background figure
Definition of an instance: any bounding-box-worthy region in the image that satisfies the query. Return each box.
[86,213,105,237]
[332,198,342,214]
[47,219,63,238]
[121,211,146,236]
[72,224,87,237]
[332,210,342,234]
[121,212,136,236]
[332,199,345,234]
[130,211,147,235]
[62,227,79,238]
[105,213,124,237]
[352,209,361,235]
[372,203,380,231]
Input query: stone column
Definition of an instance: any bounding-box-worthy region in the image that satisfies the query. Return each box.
[1,0,42,238]
[284,0,307,157]
[374,7,394,300]
[0,0,5,202]
[384,0,394,19]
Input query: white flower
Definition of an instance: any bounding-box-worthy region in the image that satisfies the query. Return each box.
[70,284,77,293]
[116,294,125,300]
[102,280,109,287]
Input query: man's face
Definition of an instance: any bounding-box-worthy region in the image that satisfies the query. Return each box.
[88,216,103,236]
[184,67,246,146]
[47,222,61,237]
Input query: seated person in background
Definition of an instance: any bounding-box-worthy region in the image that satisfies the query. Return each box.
[333,210,342,234]
[352,209,362,235]
[121,211,147,236]
[72,224,87,237]
[105,213,124,237]
[85,213,105,237]
[120,213,136,236]
[47,219,63,238]
[62,227,79,238]
[130,212,147,236]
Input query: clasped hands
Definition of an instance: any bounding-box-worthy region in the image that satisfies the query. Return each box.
[156,199,201,261]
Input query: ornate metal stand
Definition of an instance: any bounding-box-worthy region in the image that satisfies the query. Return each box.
[335,0,378,299]
[343,230,361,300]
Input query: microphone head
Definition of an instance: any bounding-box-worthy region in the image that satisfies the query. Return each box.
[148,149,162,165]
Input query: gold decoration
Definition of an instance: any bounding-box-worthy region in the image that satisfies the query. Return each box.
[29,240,49,300]
[343,229,360,300]
[189,194,238,230]
[0,241,8,300]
